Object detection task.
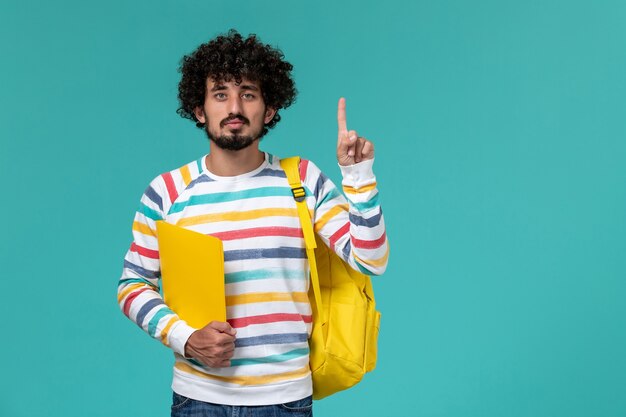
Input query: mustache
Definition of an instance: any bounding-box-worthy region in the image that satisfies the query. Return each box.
[220,115,250,127]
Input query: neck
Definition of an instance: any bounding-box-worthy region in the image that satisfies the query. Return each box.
[205,142,265,176]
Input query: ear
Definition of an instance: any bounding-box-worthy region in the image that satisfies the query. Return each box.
[194,106,206,124]
[264,107,277,124]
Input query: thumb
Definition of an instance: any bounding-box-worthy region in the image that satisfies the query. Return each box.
[337,130,357,157]
[208,321,237,336]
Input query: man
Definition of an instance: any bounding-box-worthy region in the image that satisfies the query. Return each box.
[118,30,388,416]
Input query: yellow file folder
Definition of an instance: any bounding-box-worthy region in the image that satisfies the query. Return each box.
[156,221,226,328]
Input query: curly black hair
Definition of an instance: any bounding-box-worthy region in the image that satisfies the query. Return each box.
[177,29,297,138]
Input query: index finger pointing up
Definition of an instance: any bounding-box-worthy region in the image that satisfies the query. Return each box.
[337,97,348,134]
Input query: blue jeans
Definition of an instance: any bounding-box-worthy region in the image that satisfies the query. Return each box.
[171,392,313,417]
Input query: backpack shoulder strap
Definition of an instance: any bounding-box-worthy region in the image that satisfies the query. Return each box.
[280,156,326,325]
[280,157,317,250]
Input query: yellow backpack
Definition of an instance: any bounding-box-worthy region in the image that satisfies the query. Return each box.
[280,157,381,400]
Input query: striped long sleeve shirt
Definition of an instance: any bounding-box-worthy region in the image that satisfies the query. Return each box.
[118,152,388,405]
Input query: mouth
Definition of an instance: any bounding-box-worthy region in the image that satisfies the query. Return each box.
[225,120,245,129]
[223,116,248,130]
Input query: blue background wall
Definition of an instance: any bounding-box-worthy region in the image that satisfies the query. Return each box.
[1,1,625,416]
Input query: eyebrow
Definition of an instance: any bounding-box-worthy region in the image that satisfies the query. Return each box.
[210,84,260,92]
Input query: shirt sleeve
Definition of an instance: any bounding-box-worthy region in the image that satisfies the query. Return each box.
[302,158,389,276]
[117,177,196,355]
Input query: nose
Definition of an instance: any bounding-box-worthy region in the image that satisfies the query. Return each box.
[227,95,243,115]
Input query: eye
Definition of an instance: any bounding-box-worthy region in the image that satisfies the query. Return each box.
[214,93,227,100]
[242,93,255,100]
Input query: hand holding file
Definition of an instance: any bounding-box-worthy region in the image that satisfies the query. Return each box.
[184,321,237,368]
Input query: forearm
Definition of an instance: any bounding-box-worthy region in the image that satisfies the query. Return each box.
[118,253,196,355]
[308,159,389,275]
[338,159,388,275]
[118,178,196,355]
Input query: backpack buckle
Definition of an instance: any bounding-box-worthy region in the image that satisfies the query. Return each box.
[291,186,306,202]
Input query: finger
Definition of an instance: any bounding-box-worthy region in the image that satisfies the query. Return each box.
[212,345,234,359]
[354,138,366,163]
[208,359,231,368]
[337,97,348,134]
[209,321,237,335]
[216,334,236,346]
[361,140,374,160]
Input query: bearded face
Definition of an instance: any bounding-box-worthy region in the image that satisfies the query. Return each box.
[194,78,276,152]
[204,114,260,151]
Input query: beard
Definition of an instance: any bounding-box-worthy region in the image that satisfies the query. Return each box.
[207,132,257,151]
[205,114,262,151]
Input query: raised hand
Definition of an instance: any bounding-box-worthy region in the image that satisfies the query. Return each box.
[336,97,374,166]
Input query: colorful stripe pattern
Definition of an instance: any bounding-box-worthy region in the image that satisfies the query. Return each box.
[118,153,388,404]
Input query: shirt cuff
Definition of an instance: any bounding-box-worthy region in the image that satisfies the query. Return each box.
[339,158,376,187]
[167,320,197,356]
